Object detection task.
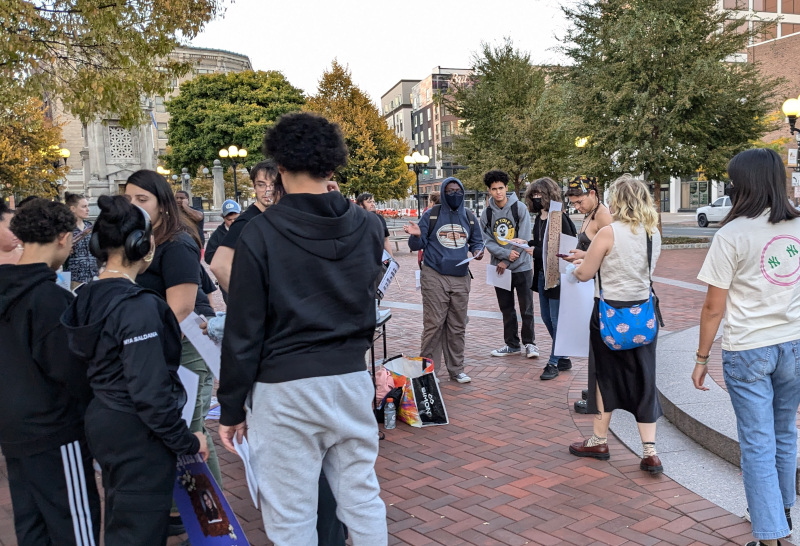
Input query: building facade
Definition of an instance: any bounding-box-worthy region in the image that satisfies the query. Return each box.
[380,80,419,147]
[51,46,252,205]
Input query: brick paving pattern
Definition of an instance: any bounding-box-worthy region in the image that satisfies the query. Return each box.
[0,245,787,545]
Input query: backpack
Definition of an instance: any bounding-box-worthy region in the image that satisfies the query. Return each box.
[482,200,522,233]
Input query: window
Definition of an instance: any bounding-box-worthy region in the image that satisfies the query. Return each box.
[426,109,431,122]
[723,0,747,8]
[441,122,451,137]
[755,21,778,41]
[426,89,431,101]
[157,122,168,140]
[428,127,432,140]
[155,96,166,113]
[399,121,403,132]
[712,197,726,207]
[724,197,732,207]
[783,0,800,14]
[428,146,432,159]
[754,0,778,10]
[782,22,800,34]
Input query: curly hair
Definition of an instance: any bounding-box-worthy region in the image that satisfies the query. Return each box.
[524,177,561,212]
[607,174,659,236]
[262,113,348,178]
[10,198,75,243]
[483,170,509,188]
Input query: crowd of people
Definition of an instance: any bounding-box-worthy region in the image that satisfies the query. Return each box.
[1,115,798,546]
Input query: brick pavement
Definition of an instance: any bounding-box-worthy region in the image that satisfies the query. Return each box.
[0,246,779,545]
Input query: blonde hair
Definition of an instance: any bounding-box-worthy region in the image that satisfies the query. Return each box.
[607,174,658,236]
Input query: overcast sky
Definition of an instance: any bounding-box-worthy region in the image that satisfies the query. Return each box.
[191,0,573,105]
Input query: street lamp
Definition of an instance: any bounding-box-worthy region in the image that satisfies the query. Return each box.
[404,150,430,217]
[219,145,248,203]
[156,166,171,177]
[59,148,70,166]
[782,97,800,177]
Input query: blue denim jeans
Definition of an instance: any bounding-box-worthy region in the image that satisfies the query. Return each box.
[537,274,564,366]
[723,340,800,540]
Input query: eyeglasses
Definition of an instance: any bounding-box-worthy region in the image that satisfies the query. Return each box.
[570,197,588,208]
[445,189,464,196]
[254,182,274,193]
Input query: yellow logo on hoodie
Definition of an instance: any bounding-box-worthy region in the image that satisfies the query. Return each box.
[493,218,515,245]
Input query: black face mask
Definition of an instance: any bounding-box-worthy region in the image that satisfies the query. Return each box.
[530,197,543,213]
[444,192,463,210]
[726,183,737,206]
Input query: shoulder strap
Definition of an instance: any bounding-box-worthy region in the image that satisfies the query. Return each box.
[511,201,520,227]
[484,207,493,231]
[426,205,442,238]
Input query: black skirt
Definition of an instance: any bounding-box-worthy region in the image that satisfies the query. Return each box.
[586,297,662,423]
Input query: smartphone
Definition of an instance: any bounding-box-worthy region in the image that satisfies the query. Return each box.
[556,253,569,258]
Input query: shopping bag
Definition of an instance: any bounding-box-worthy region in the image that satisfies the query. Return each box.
[384,355,449,427]
[374,365,394,407]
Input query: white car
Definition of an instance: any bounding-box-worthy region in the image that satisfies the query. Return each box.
[696,196,731,227]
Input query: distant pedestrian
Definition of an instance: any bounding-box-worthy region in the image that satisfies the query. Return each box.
[357,192,393,257]
[0,202,21,265]
[693,148,800,546]
[567,175,663,475]
[63,192,98,287]
[175,190,206,246]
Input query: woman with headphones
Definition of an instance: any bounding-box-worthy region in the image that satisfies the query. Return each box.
[62,195,208,545]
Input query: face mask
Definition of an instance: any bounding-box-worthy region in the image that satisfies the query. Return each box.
[726,183,737,206]
[530,197,543,212]
[444,192,463,210]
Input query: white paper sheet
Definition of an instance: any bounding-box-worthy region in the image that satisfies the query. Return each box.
[558,234,579,274]
[485,264,512,291]
[541,201,563,271]
[497,236,530,249]
[179,312,221,379]
[234,436,260,509]
[415,269,421,290]
[177,366,199,428]
[456,255,478,266]
[553,275,595,358]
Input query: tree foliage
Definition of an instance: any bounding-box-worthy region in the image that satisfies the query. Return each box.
[0,96,67,199]
[1,0,223,128]
[560,0,781,197]
[447,39,575,192]
[164,70,305,176]
[304,61,414,200]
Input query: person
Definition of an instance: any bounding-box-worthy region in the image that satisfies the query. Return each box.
[692,148,800,546]
[357,192,393,257]
[175,190,206,246]
[205,199,241,268]
[480,170,538,359]
[217,112,387,545]
[418,191,440,267]
[62,194,208,545]
[565,175,612,411]
[63,192,99,287]
[209,160,277,291]
[0,198,100,546]
[124,171,222,499]
[516,177,577,380]
[0,202,22,265]
[566,175,663,475]
[405,177,485,383]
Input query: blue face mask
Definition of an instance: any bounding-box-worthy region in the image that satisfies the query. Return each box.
[444,191,463,210]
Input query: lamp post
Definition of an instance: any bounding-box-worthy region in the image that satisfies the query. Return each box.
[782,97,800,180]
[219,145,248,203]
[403,150,430,217]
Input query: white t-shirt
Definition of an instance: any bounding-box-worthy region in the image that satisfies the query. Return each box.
[697,212,800,351]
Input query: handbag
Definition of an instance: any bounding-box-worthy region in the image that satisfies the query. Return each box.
[596,233,664,351]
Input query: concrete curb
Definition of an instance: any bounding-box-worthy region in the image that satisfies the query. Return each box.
[661,243,711,250]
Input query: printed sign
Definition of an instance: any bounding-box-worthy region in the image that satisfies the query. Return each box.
[789,148,798,167]
[793,172,800,188]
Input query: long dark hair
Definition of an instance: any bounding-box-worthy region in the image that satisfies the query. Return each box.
[722,148,800,226]
[126,170,201,247]
[525,177,561,212]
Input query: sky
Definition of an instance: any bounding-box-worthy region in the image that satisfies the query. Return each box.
[191,0,573,105]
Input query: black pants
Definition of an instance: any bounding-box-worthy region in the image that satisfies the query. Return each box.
[84,399,176,546]
[7,440,101,546]
[495,269,535,348]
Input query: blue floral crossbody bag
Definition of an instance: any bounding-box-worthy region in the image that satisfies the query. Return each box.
[596,234,664,351]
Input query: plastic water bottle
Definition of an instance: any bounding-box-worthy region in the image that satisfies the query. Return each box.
[384,398,396,430]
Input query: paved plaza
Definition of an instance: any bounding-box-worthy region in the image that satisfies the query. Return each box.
[0,245,789,545]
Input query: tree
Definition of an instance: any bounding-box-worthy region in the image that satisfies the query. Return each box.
[447,39,575,192]
[0,0,223,128]
[165,71,305,176]
[304,61,414,200]
[0,96,67,199]
[560,0,781,217]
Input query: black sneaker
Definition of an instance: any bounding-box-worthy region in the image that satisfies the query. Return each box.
[574,399,588,413]
[582,389,588,400]
[744,506,791,532]
[540,364,559,380]
[557,358,572,371]
[745,541,782,546]
[168,515,185,536]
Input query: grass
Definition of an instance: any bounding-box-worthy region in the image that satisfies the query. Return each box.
[662,236,709,245]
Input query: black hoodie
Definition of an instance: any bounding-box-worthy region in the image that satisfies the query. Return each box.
[0,263,91,457]
[61,278,199,456]
[218,191,384,425]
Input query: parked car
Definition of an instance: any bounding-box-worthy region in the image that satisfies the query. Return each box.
[696,196,731,227]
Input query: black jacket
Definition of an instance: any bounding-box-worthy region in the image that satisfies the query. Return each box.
[0,263,91,457]
[204,224,228,266]
[530,213,577,299]
[218,191,384,425]
[61,278,199,456]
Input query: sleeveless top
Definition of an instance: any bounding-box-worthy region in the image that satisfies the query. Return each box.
[595,222,661,301]
[577,232,592,252]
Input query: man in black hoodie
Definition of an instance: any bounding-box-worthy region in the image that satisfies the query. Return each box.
[218,113,388,545]
[0,199,100,546]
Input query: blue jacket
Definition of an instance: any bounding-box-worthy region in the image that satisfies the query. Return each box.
[408,178,484,277]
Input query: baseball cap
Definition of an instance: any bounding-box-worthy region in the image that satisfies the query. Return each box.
[221,199,241,217]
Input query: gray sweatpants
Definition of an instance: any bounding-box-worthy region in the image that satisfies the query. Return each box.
[247,371,387,546]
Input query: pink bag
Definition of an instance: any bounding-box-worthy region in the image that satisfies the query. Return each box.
[375,366,394,407]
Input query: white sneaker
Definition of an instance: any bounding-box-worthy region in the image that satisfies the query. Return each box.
[525,343,540,358]
[453,372,471,383]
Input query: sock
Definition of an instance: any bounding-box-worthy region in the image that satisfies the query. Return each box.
[586,434,607,447]
[642,442,657,457]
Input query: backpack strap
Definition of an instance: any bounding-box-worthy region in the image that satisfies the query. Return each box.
[426,204,442,239]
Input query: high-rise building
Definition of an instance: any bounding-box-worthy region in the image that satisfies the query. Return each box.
[720,0,800,59]
[380,80,419,146]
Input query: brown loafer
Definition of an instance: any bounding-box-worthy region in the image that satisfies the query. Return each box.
[569,440,610,460]
[640,455,663,475]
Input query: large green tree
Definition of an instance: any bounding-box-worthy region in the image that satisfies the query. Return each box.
[1,0,223,128]
[560,0,781,207]
[304,61,414,200]
[164,70,305,175]
[446,39,574,192]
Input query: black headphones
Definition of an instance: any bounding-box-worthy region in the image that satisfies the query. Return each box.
[90,205,153,262]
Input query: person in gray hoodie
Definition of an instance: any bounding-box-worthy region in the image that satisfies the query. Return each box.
[405,177,485,383]
[480,170,539,359]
